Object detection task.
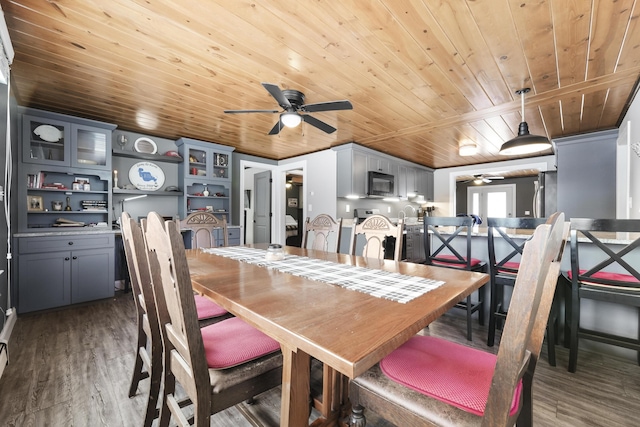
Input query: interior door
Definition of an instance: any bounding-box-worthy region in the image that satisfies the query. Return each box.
[467,184,516,219]
[253,170,272,243]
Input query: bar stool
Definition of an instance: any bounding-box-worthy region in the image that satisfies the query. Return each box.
[423,216,485,341]
[565,218,640,373]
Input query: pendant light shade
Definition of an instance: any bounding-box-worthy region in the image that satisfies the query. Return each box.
[499,88,552,155]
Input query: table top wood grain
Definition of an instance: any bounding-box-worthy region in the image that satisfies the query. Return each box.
[188,245,489,379]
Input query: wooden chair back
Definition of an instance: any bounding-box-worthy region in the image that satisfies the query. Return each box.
[350,214,403,261]
[423,216,481,270]
[487,217,550,348]
[144,212,211,418]
[485,212,567,425]
[120,212,163,427]
[301,214,343,252]
[180,211,228,248]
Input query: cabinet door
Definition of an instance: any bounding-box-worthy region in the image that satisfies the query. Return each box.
[352,150,368,196]
[71,248,115,303]
[22,115,71,166]
[72,124,111,170]
[18,251,71,313]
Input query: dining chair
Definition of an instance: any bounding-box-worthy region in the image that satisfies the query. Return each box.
[349,214,403,261]
[122,213,231,427]
[565,218,640,373]
[121,212,163,427]
[300,213,343,252]
[486,216,561,366]
[298,213,345,417]
[423,216,486,341]
[180,211,228,249]
[349,212,567,427]
[143,212,283,427]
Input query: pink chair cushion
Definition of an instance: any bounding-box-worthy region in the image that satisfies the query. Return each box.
[380,335,522,417]
[433,254,483,268]
[201,317,281,369]
[194,294,228,320]
[497,261,520,274]
[567,269,639,284]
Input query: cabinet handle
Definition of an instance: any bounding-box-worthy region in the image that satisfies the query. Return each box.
[65,257,70,261]
[68,241,73,245]
[72,256,78,260]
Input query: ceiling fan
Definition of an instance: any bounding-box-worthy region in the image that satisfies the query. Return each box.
[462,174,505,184]
[224,82,353,135]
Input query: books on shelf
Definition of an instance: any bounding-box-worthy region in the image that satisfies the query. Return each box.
[81,200,107,211]
[27,172,45,189]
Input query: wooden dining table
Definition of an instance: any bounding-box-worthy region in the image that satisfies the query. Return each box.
[187,244,489,427]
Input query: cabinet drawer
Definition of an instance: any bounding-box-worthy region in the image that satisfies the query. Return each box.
[19,233,115,254]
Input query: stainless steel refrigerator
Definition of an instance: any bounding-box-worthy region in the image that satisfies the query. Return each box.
[533,170,557,218]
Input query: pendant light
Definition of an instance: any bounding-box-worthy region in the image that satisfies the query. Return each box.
[499,88,552,155]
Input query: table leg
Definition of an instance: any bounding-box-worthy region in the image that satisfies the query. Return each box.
[281,344,311,427]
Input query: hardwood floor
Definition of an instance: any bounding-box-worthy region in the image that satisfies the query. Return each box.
[0,292,638,426]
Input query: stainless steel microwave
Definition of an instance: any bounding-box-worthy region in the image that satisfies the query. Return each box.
[367,171,395,197]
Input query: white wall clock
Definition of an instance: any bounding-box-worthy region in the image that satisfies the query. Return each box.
[128,161,165,191]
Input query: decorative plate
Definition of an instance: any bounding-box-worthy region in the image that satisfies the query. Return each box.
[133,137,158,154]
[33,124,63,142]
[128,161,165,191]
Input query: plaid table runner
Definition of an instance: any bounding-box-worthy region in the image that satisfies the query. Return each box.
[203,246,444,304]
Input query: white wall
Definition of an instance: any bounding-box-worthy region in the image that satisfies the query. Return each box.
[618,91,640,219]
[433,155,556,216]
[279,149,337,220]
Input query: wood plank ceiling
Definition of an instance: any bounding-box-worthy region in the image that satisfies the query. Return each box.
[1,0,639,169]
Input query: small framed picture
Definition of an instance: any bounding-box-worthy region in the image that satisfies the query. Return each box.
[288,198,298,208]
[28,195,44,212]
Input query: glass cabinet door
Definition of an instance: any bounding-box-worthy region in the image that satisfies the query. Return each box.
[187,147,208,178]
[72,124,110,169]
[23,115,71,165]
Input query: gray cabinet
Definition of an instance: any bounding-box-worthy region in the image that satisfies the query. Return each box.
[22,111,114,171]
[16,234,115,313]
[176,138,235,221]
[336,146,367,198]
[416,169,434,202]
[404,223,425,263]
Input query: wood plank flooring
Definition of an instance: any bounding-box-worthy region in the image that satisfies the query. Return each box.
[0,292,638,426]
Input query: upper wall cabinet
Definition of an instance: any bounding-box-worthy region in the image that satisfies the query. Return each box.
[334,143,434,201]
[22,111,115,171]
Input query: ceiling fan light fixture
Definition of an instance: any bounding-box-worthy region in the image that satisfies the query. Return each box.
[459,141,478,156]
[281,112,302,128]
[499,88,552,156]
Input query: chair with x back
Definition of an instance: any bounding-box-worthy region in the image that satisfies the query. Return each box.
[180,211,228,249]
[349,214,403,261]
[144,212,283,427]
[486,216,560,366]
[349,212,567,427]
[423,216,486,340]
[566,218,640,373]
[301,213,343,252]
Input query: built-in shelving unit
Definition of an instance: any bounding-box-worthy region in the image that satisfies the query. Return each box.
[176,138,235,222]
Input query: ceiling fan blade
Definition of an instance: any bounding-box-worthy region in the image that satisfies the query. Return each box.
[485,176,504,180]
[302,114,336,134]
[268,119,283,135]
[303,100,353,113]
[261,82,292,109]
[224,109,280,114]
